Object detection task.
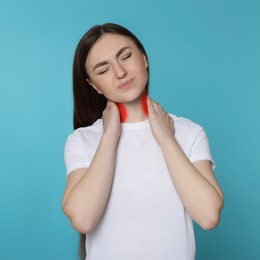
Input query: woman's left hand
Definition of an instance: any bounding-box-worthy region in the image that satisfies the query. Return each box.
[147,96,175,145]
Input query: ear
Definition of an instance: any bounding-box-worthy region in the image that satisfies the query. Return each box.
[86,78,103,94]
[143,54,148,69]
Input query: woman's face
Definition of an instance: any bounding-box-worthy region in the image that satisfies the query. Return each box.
[85,33,148,103]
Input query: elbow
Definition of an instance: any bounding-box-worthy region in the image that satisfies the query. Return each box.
[199,198,224,230]
[70,215,94,234]
[199,213,220,230]
[62,202,95,234]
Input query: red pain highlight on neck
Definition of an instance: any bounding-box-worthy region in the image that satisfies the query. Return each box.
[141,91,148,116]
[116,91,148,123]
[116,103,128,122]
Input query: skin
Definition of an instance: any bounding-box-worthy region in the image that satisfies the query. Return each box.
[86,33,149,123]
[117,91,148,122]
[62,33,224,233]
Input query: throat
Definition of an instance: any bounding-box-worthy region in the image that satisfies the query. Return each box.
[116,103,128,122]
[116,91,148,123]
[141,91,148,117]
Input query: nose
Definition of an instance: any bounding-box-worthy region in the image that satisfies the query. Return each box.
[113,62,127,79]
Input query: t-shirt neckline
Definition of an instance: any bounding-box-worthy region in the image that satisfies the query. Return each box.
[96,118,150,131]
[121,119,150,130]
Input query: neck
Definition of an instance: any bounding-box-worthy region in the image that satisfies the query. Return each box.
[116,91,148,123]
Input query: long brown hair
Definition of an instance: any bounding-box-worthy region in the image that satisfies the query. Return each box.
[72,23,150,259]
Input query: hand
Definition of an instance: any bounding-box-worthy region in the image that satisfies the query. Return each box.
[102,101,121,139]
[147,96,175,145]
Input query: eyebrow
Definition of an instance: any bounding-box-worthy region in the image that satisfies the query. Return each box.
[93,46,131,71]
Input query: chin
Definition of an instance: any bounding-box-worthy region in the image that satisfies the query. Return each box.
[119,89,145,103]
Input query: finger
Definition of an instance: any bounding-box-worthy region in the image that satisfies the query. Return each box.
[157,103,164,114]
[103,102,109,113]
[157,103,169,118]
[106,100,111,108]
[152,101,162,114]
[109,101,117,109]
[170,117,175,133]
[147,96,155,114]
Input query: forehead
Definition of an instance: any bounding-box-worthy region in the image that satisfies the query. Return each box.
[86,33,137,66]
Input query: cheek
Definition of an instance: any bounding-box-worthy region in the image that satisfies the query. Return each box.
[138,59,149,75]
[129,61,147,78]
[92,76,110,90]
[94,79,118,100]
[139,66,148,82]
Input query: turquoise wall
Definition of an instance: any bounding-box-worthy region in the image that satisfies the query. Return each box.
[0,0,259,259]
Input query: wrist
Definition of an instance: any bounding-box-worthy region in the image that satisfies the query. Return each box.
[159,135,178,149]
[102,130,120,144]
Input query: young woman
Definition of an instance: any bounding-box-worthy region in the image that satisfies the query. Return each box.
[62,23,224,260]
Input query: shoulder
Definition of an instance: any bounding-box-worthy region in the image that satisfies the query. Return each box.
[64,120,103,174]
[169,113,204,139]
[66,119,103,143]
[168,114,213,162]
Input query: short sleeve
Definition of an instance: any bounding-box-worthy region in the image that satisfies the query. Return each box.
[64,133,90,176]
[190,128,216,169]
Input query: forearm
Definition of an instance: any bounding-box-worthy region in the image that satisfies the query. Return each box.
[160,136,224,230]
[63,132,118,233]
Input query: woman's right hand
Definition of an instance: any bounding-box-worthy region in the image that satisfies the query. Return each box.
[63,100,121,234]
[102,101,121,139]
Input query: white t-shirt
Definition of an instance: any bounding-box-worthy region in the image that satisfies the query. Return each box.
[64,114,215,260]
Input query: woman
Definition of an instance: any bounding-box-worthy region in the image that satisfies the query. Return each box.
[62,23,224,260]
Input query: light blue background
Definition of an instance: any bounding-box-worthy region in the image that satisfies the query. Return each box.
[0,0,259,259]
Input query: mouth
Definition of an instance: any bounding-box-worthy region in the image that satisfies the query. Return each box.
[118,78,134,89]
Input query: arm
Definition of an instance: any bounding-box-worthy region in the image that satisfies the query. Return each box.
[147,97,224,230]
[62,101,121,233]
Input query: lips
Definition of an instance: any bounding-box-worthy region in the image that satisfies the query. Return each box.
[118,78,134,89]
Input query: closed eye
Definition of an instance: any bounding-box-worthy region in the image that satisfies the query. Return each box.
[121,53,132,61]
[97,68,109,75]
